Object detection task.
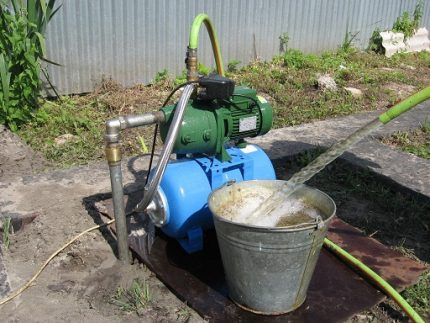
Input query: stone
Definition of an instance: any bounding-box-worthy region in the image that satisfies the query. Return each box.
[381,28,430,58]
[317,74,337,91]
[54,133,78,146]
[344,87,363,97]
[381,31,406,57]
[405,27,430,53]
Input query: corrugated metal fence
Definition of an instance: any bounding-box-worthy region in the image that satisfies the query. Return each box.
[45,0,430,94]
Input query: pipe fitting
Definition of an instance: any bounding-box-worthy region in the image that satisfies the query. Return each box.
[105,143,122,165]
[105,112,165,144]
[105,119,121,143]
[186,48,199,82]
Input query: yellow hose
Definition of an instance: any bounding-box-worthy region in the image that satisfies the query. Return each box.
[324,238,424,323]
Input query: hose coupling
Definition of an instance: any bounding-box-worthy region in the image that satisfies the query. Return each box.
[105,143,122,166]
[186,47,198,82]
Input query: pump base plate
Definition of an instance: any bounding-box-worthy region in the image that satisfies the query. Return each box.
[95,200,427,322]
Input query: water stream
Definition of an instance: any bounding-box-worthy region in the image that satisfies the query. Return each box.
[245,118,382,224]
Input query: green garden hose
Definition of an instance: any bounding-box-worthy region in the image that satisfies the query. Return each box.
[379,86,430,124]
[188,13,225,76]
[324,238,424,323]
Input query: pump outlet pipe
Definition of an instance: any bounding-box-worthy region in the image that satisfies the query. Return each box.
[186,13,225,81]
[378,86,430,124]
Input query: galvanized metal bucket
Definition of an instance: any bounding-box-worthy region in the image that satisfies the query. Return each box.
[208,180,336,315]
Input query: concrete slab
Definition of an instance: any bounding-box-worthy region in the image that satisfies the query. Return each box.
[249,101,430,198]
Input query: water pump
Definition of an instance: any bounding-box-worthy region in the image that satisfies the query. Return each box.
[147,75,275,253]
[105,14,276,260]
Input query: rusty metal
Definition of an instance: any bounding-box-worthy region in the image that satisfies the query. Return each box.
[326,217,428,290]
[95,199,427,322]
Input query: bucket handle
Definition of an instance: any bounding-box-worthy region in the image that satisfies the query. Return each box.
[277,215,324,231]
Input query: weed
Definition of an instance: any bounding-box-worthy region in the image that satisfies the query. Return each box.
[279,32,289,52]
[392,0,423,38]
[340,29,359,54]
[227,59,241,73]
[154,69,169,83]
[0,0,60,131]
[176,306,191,322]
[402,270,430,316]
[295,147,326,167]
[382,121,430,159]
[283,49,319,69]
[1,217,12,250]
[111,278,152,314]
[368,28,384,54]
[18,99,109,167]
[137,135,148,154]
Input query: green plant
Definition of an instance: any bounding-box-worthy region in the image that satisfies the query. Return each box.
[111,279,152,313]
[279,32,289,52]
[176,306,191,322]
[382,120,430,160]
[392,0,423,39]
[227,59,241,73]
[283,49,318,69]
[2,217,12,249]
[295,147,326,167]
[340,28,359,53]
[137,135,148,154]
[0,0,59,131]
[154,69,168,83]
[402,271,430,316]
[368,28,384,53]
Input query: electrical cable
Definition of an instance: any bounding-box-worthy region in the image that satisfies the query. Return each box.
[230,94,260,108]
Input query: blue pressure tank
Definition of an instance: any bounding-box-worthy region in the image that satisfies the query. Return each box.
[154,144,275,253]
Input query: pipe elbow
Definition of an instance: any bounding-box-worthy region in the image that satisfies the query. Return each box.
[105,118,121,143]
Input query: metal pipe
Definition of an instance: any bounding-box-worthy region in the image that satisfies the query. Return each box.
[109,162,129,263]
[105,111,164,263]
[133,83,196,212]
[105,112,164,143]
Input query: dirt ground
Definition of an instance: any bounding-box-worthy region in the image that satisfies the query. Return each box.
[0,127,204,322]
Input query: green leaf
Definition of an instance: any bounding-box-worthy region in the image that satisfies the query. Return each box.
[0,54,11,103]
[33,31,46,57]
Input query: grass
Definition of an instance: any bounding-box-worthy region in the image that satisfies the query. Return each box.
[1,217,12,250]
[176,306,192,322]
[403,271,430,316]
[16,49,430,167]
[111,278,152,314]
[381,120,430,159]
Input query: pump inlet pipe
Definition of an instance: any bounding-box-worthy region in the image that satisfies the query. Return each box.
[105,113,165,263]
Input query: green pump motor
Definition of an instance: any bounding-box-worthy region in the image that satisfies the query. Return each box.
[159,75,273,161]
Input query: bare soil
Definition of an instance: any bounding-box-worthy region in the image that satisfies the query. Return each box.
[0,126,203,322]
